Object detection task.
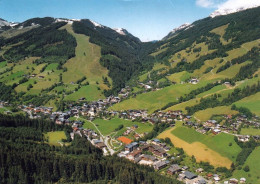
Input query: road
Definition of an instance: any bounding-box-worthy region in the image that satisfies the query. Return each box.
[88,120,116,155]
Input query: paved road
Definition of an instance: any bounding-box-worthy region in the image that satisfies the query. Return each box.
[88,120,116,155]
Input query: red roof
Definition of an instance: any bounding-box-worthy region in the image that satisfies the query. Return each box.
[117,136,133,144]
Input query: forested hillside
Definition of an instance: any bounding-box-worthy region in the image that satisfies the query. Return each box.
[0,114,181,184]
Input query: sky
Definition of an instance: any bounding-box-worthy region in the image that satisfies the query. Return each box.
[0,0,259,41]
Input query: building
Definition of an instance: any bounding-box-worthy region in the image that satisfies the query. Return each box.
[153,160,168,170]
[184,171,197,180]
[167,164,181,175]
[125,142,138,152]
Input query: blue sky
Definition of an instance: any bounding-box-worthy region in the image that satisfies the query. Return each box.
[0,0,235,41]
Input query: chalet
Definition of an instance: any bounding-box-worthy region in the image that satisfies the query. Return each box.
[96,142,106,149]
[240,178,246,183]
[182,166,189,170]
[117,151,130,158]
[229,178,238,184]
[125,142,138,152]
[141,155,157,162]
[189,78,199,84]
[237,135,250,142]
[149,144,167,157]
[126,150,142,161]
[198,179,207,184]
[153,160,168,170]
[212,128,221,135]
[196,168,204,173]
[55,118,64,125]
[152,139,161,145]
[167,164,181,175]
[184,171,197,180]
[144,85,152,90]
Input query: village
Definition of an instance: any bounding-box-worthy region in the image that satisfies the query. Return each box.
[0,86,259,184]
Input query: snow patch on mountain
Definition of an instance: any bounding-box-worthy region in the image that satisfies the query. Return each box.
[114,28,126,35]
[171,23,192,34]
[210,1,260,18]
[90,20,103,28]
[0,18,19,28]
[55,18,80,25]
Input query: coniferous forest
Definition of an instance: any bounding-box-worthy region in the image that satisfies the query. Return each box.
[0,114,181,184]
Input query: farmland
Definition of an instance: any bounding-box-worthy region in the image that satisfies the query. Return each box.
[194,106,238,122]
[158,122,242,168]
[110,81,211,113]
[158,127,233,168]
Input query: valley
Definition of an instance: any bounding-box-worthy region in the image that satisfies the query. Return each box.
[0,6,259,184]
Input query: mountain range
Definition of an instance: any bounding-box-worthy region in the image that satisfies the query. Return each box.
[0,6,259,113]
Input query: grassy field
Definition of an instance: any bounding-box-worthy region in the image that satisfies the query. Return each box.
[158,126,234,168]
[45,63,58,71]
[232,146,260,184]
[0,61,7,68]
[165,98,199,113]
[194,106,238,121]
[210,24,230,45]
[64,85,104,102]
[61,24,111,91]
[172,126,241,161]
[90,118,153,136]
[110,81,212,113]
[167,71,191,83]
[158,121,241,168]
[233,92,260,116]
[44,131,67,146]
[240,128,260,136]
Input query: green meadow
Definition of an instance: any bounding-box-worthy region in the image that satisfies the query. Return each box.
[233,92,260,116]
[83,118,153,136]
[44,131,67,146]
[232,146,260,184]
[171,126,241,161]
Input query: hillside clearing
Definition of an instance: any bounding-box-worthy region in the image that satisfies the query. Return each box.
[233,92,260,116]
[44,131,67,146]
[61,24,111,90]
[194,106,238,122]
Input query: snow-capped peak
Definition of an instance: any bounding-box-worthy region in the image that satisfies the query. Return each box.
[0,18,11,27]
[171,23,191,34]
[210,2,260,18]
[0,18,18,28]
[114,28,126,35]
[55,18,80,25]
[90,20,103,28]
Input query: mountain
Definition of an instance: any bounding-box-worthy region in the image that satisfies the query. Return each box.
[0,7,259,112]
[0,16,148,110]
[110,6,260,116]
[210,4,260,18]
[163,23,192,40]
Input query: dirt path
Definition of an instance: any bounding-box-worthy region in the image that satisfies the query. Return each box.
[158,127,232,168]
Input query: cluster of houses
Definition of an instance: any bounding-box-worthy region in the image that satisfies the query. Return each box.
[183,115,260,142]
[118,110,184,125]
[117,139,211,183]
